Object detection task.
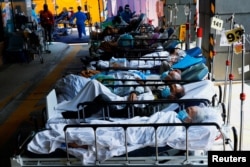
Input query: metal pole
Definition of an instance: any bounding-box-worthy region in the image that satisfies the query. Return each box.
[173,3,178,30]
[226,21,236,125]
[184,3,190,50]
[222,14,234,107]
[239,27,245,150]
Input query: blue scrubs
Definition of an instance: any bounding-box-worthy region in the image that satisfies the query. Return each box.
[70,11,87,38]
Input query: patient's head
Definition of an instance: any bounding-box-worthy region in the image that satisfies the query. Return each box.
[169,83,185,99]
[161,84,185,99]
[161,69,182,81]
[178,105,223,125]
[184,106,206,123]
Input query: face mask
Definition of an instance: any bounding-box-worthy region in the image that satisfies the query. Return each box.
[161,86,171,98]
[135,86,144,94]
[160,71,169,80]
[176,109,189,121]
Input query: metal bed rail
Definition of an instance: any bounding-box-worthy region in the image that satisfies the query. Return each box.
[10,122,237,167]
[62,122,224,166]
[77,99,212,121]
[10,100,237,167]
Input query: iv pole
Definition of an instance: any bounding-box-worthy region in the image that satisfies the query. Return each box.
[222,14,234,114]
[239,25,246,151]
[226,19,237,125]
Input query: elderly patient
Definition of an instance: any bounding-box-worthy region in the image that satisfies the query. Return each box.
[66,105,221,148]
[27,105,222,165]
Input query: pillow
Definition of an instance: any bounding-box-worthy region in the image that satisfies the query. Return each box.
[181,63,209,81]
[172,55,204,70]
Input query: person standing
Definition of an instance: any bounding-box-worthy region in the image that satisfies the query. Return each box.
[69,6,87,39]
[40,4,54,44]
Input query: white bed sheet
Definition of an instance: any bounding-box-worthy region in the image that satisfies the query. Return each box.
[45,78,154,127]
[97,51,170,69]
[28,108,222,165]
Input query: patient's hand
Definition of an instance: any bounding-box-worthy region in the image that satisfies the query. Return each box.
[128,92,138,101]
[135,77,144,85]
[68,143,88,149]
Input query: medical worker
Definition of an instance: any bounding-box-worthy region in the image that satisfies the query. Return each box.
[69,6,87,39]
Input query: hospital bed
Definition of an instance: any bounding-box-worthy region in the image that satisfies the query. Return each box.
[95,55,168,71]
[10,98,235,167]
[89,45,206,77]
[44,79,216,126]
[10,123,222,167]
[100,78,220,105]
[89,37,179,63]
[89,13,147,56]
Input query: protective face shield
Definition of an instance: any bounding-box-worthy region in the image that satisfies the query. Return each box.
[176,109,189,121]
[161,86,171,98]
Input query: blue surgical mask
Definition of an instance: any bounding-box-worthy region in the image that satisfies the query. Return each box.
[161,86,171,98]
[160,71,169,80]
[177,109,189,121]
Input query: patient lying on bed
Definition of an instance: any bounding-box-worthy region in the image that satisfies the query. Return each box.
[56,78,185,116]
[68,105,213,147]
[94,47,184,70]
[55,70,185,101]
[27,105,223,165]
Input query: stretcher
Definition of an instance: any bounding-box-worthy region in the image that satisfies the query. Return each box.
[89,46,206,77]
[10,97,236,167]
[11,123,220,166]
[50,79,220,128]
